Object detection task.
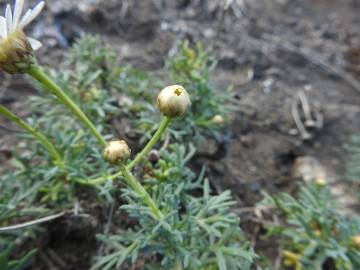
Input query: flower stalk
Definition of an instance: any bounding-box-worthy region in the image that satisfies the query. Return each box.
[77,116,171,185]
[128,116,171,170]
[0,105,62,166]
[120,164,164,220]
[175,259,184,270]
[26,65,107,147]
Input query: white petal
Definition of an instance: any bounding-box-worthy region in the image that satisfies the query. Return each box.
[19,9,32,28]
[5,5,13,32]
[28,37,42,50]
[0,17,7,39]
[13,0,24,29]
[19,1,45,28]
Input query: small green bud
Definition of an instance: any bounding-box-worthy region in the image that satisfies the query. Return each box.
[156,85,191,118]
[103,140,131,164]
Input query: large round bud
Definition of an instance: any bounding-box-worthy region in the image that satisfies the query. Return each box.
[156,85,191,118]
[103,140,131,164]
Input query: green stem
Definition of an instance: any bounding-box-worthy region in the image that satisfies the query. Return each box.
[120,164,164,220]
[127,116,171,170]
[26,65,107,147]
[77,116,171,186]
[0,105,62,166]
[175,259,183,270]
[74,171,121,186]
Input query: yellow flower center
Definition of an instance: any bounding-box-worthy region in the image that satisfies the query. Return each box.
[174,88,183,96]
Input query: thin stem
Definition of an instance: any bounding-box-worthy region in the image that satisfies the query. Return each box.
[0,105,62,166]
[74,171,122,185]
[26,65,107,147]
[127,116,171,170]
[0,212,65,232]
[120,164,164,220]
[78,116,171,186]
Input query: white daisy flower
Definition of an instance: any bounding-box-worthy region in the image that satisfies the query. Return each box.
[0,0,45,50]
[0,0,45,73]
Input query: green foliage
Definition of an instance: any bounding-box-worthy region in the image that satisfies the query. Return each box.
[35,36,119,127]
[11,35,235,202]
[261,183,360,270]
[345,134,360,201]
[135,40,236,144]
[2,94,113,203]
[1,28,358,270]
[1,36,123,203]
[0,168,45,270]
[0,36,121,265]
[346,135,360,184]
[0,241,36,270]
[42,36,234,147]
[94,144,256,270]
[0,35,247,269]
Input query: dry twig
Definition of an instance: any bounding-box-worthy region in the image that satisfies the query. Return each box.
[0,212,65,232]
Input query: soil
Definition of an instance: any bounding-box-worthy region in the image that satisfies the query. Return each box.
[1,0,360,269]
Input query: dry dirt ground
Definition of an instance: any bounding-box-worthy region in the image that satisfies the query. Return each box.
[1,0,360,269]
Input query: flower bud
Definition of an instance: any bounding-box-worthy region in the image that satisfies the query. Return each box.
[0,30,34,73]
[103,140,131,164]
[315,177,327,186]
[353,235,360,247]
[211,114,225,125]
[156,85,190,118]
[148,149,160,164]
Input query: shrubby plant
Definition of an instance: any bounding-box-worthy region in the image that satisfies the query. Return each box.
[261,183,360,270]
[61,35,234,146]
[94,144,255,270]
[0,1,254,269]
[1,1,357,269]
[44,35,233,146]
[0,34,235,198]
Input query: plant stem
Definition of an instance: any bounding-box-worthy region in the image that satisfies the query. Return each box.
[120,164,164,220]
[26,65,107,147]
[0,105,63,166]
[74,171,121,186]
[127,116,171,170]
[78,116,171,186]
[175,259,184,270]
